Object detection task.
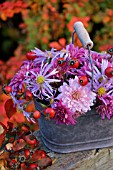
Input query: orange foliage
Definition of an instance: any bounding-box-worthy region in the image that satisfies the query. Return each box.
[25,102,35,113]
[0,93,26,126]
[0,53,26,126]
[99,44,113,52]
[67,16,90,33]
[0,0,113,53]
[49,38,66,50]
[0,55,25,84]
[0,0,28,21]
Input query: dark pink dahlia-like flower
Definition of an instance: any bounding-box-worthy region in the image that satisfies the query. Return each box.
[97,95,113,120]
[52,101,76,125]
[9,69,26,96]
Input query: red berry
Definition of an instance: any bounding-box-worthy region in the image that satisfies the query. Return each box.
[26,51,37,60]
[21,163,27,170]
[33,110,41,119]
[21,124,30,133]
[4,86,12,93]
[32,150,46,160]
[24,149,31,159]
[105,67,113,78]
[57,58,66,66]
[69,58,80,68]
[8,159,17,168]
[25,135,37,145]
[27,163,38,170]
[21,83,26,93]
[25,90,33,101]
[9,137,14,143]
[79,76,88,86]
[44,108,55,118]
[39,150,46,158]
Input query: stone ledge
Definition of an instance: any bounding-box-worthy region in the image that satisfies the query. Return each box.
[46,147,113,170]
[34,132,113,170]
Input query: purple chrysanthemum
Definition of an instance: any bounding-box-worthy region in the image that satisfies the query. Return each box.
[86,59,109,82]
[52,101,76,125]
[86,59,113,99]
[25,61,60,99]
[51,44,88,79]
[32,47,60,65]
[9,69,27,96]
[67,43,86,60]
[9,60,33,96]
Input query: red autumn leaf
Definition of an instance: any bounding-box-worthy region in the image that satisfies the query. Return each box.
[7,11,14,18]
[19,22,27,29]
[0,12,7,21]
[58,38,66,47]
[67,16,90,32]
[49,38,66,50]
[49,41,61,50]
[38,157,52,169]
[13,139,26,151]
[10,112,26,125]
[4,99,16,119]
[7,121,13,130]
[99,44,113,52]
[25,102,35,112]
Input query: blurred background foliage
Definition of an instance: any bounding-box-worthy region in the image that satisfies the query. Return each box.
[0,0,113,125]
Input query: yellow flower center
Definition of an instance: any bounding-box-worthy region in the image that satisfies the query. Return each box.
[98,76,104,83]
[61,49,67,53]
[36,75,45,84]
[72,91,80,100]
[97,87,106,96]
[47,52,52,58]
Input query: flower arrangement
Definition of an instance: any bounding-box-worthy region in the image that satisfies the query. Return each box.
[5,43,113,126]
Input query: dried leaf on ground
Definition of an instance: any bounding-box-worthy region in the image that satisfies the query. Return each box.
[13,139,26,151]
[38,157,52,169]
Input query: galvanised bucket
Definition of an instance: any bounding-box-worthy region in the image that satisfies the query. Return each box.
[34,99,113,153]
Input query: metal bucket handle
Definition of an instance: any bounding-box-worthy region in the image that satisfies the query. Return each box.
[72,21,94,90]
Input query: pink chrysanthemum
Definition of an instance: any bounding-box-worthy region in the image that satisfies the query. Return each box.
[52,101,76,125]
[57,76,96,113]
